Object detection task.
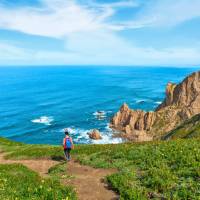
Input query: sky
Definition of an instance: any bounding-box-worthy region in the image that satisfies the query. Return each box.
[0,0,200,66]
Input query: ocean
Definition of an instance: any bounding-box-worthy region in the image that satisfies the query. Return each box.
[0,66,198,145]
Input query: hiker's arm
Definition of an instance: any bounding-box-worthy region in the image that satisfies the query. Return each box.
[63,138,65,147]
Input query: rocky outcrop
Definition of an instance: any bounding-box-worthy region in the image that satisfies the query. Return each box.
[156,72,200,115]
[88,129,102,140]
[110,71,200,141]
[110,103,154,141]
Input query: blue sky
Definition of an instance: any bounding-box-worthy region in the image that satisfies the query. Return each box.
[0,0,200,66]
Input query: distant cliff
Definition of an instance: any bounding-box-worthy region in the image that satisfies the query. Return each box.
[110,71,200,141]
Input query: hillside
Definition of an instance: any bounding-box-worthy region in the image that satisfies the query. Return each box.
[162,113,200,140]
[0,137,200,199]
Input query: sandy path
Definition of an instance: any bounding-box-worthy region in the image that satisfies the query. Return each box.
[65,160,119,200]
[0,153,58,176]
[0,152,119,200]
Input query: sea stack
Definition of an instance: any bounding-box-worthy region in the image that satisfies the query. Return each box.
[88,129,102,140]
[110,71,200,141]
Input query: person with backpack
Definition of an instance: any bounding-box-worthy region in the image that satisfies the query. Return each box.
[63,129,74,161]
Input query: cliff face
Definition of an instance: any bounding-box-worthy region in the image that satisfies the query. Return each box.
[110,104,155,141]
[110,71,200,141]
[156,71,200,115]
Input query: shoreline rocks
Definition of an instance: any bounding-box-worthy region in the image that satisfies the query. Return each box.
[88,129,102,140]
[110,71,200,141]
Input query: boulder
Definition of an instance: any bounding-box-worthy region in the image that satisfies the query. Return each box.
[88,129,102,140]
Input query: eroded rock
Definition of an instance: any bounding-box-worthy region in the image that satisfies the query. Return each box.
[88,129,102,140]
[110,71,200,141]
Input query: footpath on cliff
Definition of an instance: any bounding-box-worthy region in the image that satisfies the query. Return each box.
[0,152,118,200]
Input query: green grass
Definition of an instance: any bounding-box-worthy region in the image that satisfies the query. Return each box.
[163,113,200,140]
[48,162,75,181]
[0,163,77,200]
[1,137,200,199]
[73,140,200,199]
[0,137,63,160]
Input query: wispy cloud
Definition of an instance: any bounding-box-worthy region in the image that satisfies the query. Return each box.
[0,0,106,37]
[1,37,200,66]
[120,0,200,29]
[0,0,199,66]
[0,0,199,36]
[0,0,138,38]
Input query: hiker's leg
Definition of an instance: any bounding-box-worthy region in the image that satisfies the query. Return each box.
[67,148,71,160]
[64,149,68,160]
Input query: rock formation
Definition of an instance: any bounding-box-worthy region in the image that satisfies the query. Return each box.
[110,71,200,141]
[88,129,102,140]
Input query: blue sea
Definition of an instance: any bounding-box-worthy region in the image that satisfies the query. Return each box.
[0,66,198,145]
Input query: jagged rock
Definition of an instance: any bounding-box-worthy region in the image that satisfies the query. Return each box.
[110,71,200,141]
[88,129,102,140]
[156,71,200,113]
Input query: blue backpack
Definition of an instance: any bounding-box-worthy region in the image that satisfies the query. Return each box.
[65,137,72,149]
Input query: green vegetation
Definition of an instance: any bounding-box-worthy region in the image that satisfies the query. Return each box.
[1,137,200,199]
[73,140,200,199]
[0,164,76,200]
[163,113,200,140]
[0,137,63,160]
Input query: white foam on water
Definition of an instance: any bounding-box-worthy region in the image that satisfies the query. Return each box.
[93,111,107,121]
[136,100,146,104]
[60,127,90,143]
[105,123,112,131]
[60,125,123,144]
[31,116,54,126]
[91,134,123,144]
[155,101,162,104]
[93,111,106,116]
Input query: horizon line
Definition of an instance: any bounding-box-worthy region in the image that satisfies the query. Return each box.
[0,64,199,68]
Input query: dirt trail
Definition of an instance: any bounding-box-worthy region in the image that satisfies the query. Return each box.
[0,153,119,200]
[0,153,58,176]
[65,160,119,200]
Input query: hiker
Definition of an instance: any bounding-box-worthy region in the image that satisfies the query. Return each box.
[63,129,74,161]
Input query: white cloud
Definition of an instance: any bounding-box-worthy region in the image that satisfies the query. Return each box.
[0,0,199,36]
[1,36,200,66]
[0,43,31,60]
[121,0,200,29]
[0,0,113,38]
[0,0,139,38]
[0,0,199,66]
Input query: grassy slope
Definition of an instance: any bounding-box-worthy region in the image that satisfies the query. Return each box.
[0,138,76,200]
[162,113,200,140]
[1,137,200,199]
[0,164,76,200]
[74,140,200,200]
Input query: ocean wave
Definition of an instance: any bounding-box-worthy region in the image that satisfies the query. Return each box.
[61,125,123,144]
[93,110,106,116]
[155,101,162,104]
[38,102,57,107]
[61,127,90,144]
[91,134,123,144]
[31,116,54,126]
[93,110,107,120]
[136,100,146,104]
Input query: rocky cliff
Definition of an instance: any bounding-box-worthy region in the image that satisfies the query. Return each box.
[110,71,200,141]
